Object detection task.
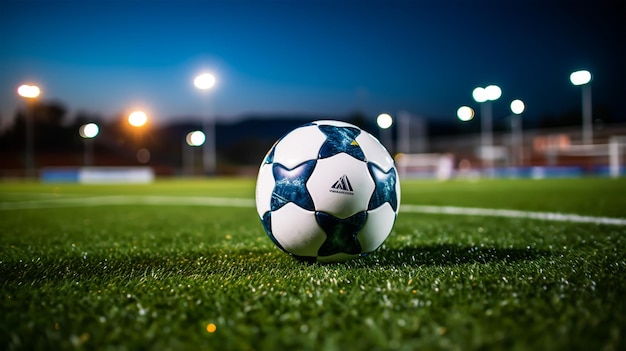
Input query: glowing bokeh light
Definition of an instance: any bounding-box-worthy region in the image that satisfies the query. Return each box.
[186,131,206,146]
[206,323,217,333]
[570,70,592,86]
[194,73,216,90]
[473,85,501,103]
[136,148,150,163]
[510,99,525,115]
[17,84,41,99]
[472,87,487,103]
[79,123,99,138]
[456,106,475,121]
[376,113,393,129]
[485,85,502,101]
[128,111,148,127]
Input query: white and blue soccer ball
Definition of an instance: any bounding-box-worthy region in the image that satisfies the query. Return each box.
[255,120,400,263]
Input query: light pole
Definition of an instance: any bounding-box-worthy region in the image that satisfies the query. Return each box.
[570,70,592,145]
[397,111,411,154]
[184,131,206,175]
[194,73,217,175]
[509,99,525,167]
[17,84,41,179]
[377,113,393,152]
[128,110,150,163]
[396,111,428,154]
[472,84,501,174]
[79,123,99,166]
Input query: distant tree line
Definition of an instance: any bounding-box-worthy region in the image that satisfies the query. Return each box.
[0,101,373,173]
[0,99,617,173]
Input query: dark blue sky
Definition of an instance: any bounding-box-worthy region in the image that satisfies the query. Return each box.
[1,0,624,128]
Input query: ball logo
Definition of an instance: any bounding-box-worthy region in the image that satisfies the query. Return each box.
[329,175,354,195]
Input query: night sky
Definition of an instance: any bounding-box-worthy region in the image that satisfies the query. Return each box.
[1,0,624,129]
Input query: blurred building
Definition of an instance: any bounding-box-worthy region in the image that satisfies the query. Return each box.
[426,123,626,178]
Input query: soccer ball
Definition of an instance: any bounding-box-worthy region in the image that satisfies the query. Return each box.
[255,120,400,263]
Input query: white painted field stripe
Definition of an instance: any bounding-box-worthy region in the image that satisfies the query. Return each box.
[400,204,626,226]
[1,195,625,226]
[0,195,255,210]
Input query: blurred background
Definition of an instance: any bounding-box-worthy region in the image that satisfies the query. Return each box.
[1,0,624,180]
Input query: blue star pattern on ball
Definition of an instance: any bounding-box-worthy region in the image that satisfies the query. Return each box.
[260,212,288,253]
[367,162,398,211]
[317,125,366,161]
[271,160,316,211]
[316,211,367,256]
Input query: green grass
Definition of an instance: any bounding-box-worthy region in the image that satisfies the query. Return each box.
[1,178,625,350]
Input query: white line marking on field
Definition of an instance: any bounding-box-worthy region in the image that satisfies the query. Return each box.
[399,205,626,226]
[1,195,625,226]
[0,195,255,210]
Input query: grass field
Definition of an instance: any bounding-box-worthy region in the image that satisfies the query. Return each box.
[1,178,625,350]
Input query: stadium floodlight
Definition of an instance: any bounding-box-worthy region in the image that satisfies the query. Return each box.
[509,100,525,167]
[183,131,206,175]
[485,85,502,101]
[79,123,99,139]
[472,87,488,103]
[510,99,525,115]
[128,111,148,127]
[186,131,206,146]
[376,113,393,129]
[194,72,217,175]
[570,70,593,145]
[457,106,475,122]
[194,73,216,90]
[17,84,41,99]
[376,113,394,152]
[473,85,501,103]
[17,83,41,179]
[471,84,502,175]
[570,70,592,86]
[79,123,99,166]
